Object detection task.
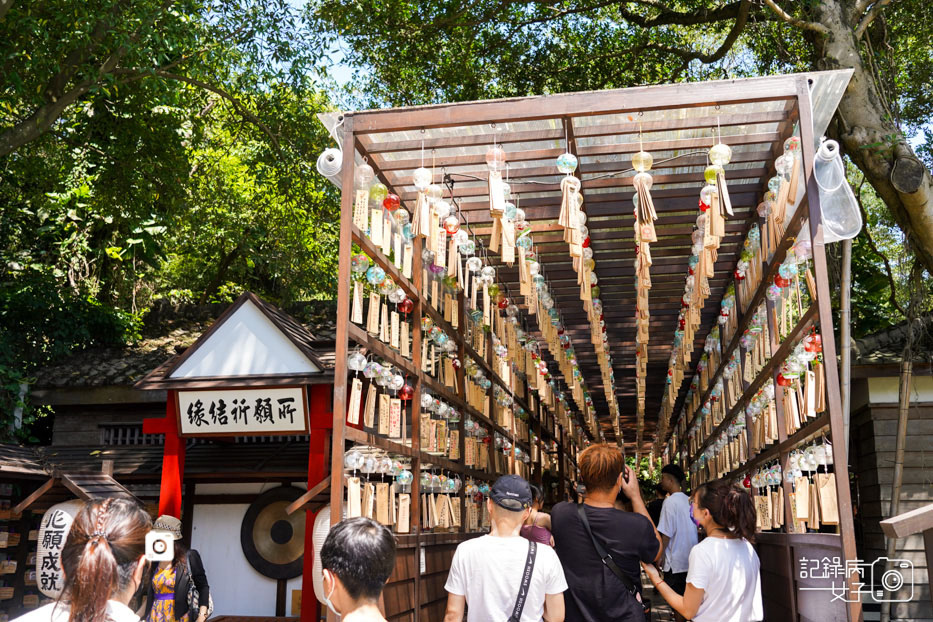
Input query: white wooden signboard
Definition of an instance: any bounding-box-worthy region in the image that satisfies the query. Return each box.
[177,386,309,436]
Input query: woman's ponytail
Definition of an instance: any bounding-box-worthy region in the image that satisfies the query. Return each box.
[722,486,757,542]
[59,499,151,622]
[695,480,758,543]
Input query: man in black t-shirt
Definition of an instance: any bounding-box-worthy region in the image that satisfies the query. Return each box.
[647,482,667,527]
[551,444,662,622]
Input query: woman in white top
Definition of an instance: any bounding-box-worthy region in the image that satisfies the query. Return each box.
[642,479,763,622]
[14,498,152,622]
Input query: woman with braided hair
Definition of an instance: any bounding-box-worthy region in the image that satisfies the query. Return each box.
[13,498,152,622]
[641,479,763,621]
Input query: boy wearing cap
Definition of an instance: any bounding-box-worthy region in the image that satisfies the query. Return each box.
[443,475,567,622]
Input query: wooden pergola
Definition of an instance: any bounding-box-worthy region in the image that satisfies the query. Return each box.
[327,70,861,621]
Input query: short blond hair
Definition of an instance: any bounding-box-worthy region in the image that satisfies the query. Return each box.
[579,444,624,493]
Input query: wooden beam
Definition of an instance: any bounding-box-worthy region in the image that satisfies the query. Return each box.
[364,111,788,154]
[879,503,933,539]
[350,74,799,133]
[12,477,57,515]
[383,132,781,175]
[286,477,332,515]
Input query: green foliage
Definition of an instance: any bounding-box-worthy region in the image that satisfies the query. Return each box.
[0,271,142,441]
[0,1,340,439]
[625,454,663,486]
[841,166,933,336]
[158,86,340,304]
[308,0,933,330]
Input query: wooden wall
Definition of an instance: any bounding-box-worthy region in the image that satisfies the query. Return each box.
[50,403,161,446]
[384,546,417,622]
[757,533,849,622]
[851,399,933,621]
[384,533,478,622]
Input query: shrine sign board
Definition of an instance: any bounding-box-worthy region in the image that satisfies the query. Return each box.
[176,386,309,436]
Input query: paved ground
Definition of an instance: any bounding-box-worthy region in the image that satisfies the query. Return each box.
[641,576,677,621]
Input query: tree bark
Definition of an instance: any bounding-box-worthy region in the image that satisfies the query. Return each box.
[198,243,242,304]
[0,84,93,157]
[0,0,15,22]
[810,1,933,271]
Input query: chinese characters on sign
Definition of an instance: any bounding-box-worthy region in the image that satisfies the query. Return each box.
[177,387,308,436]
[798,555,914,603]
[36,500,82,598]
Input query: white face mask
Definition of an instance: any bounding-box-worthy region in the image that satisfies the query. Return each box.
[322,569,340,617]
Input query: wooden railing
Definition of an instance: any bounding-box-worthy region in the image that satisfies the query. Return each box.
[880,502,933,607]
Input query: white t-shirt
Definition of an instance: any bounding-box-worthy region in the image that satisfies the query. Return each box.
[686,537,763,622]
[657,491,698,573]
[445,534,568,622]
[13,601,140,622]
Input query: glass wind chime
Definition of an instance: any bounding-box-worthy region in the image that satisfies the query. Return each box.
[632,140,657,452]
[654,135,737,456]
[551,149,616,437]
[758,137,802,257]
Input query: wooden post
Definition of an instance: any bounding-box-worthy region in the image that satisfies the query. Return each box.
[301,384,332,622]
[142,391,185,518]
[411,229,423,622]
[796,77,862,622]
[457,289,467,534]
[329,116,356,529]
[557,425,567,501]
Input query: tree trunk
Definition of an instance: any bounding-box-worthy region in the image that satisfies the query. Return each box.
[0,86,91,157]
[810,1,933,271]
[198,243,242,304]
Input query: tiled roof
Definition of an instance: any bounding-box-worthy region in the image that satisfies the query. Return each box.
[32,297,336,390]
[853,314,933,365]
[1,441,310,479]
[0,444,49,477]
[38,442,309,477]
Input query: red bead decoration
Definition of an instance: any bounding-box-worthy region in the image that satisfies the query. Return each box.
[582,236,591,248]
[497,297,509,309]
[398,298,414,314]
[777,373,792,387]
[699,199,710,212]
[734,269,745,281]
[743,475,751,488]
[399,384,414,400]
[383,194,400,211]
[774,275,791,288]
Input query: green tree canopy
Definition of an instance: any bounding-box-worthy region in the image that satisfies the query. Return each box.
[0,1,341,439]
[307,0,933,273]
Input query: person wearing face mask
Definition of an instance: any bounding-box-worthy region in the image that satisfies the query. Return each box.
[642,479,763,622]
[319,517,397,621]
[13,498,152,622]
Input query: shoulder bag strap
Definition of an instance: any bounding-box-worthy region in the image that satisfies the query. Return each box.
[507,540,537,622]
[576,504,639,598]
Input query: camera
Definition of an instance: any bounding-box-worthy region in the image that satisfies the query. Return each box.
[145,531,175,562]
[870,557,913,603]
